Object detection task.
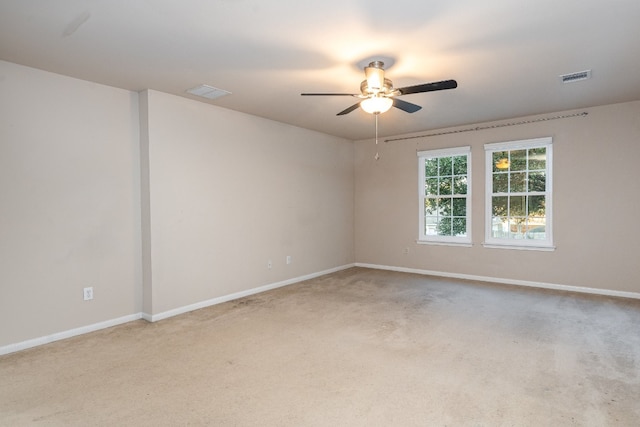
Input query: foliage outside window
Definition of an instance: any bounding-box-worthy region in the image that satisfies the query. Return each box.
[418,146,471,245]
[484,137,554,250]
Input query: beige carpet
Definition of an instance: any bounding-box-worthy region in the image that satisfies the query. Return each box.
[1,267,639,426]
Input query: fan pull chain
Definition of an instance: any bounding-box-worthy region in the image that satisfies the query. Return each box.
[374,113,380,161]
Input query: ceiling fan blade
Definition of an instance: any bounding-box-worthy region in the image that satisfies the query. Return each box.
[397,79,457,95]
[337,102,362,116]
[392,98,422,113]
[301,93,358,96]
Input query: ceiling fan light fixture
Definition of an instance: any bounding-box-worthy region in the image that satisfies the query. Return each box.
[300,60,456,117]
[361,96,393,114]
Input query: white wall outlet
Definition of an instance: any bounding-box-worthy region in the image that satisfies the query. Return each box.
[83,287,94,301]
[286,255,292,265]
[267,260,272,269]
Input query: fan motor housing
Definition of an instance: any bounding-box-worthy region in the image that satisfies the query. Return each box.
[360,78,394,96]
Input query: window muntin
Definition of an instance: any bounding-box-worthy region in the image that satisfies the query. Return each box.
[484,138,553,249]
[418,146,471,245]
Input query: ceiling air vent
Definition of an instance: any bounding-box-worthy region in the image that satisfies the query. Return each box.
[560,70,591,83]
[186,84,231,100]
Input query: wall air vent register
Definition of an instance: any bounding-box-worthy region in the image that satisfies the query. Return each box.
[559,70,592,83]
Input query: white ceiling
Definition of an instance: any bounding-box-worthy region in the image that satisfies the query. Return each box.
[1,0,640,140]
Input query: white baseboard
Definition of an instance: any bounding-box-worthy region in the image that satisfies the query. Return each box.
[0,313,143,356]
[9,262,630,357]
[2,264,356,356]
[1,264,356,356]
[355,263,640,300]
[143,263,356,322]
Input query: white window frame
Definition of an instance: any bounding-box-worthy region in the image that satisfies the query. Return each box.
[484,137,554,251]
[417,146,472,246]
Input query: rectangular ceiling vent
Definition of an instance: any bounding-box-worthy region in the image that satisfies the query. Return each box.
[186,84,231,100]
[560,70,591,83]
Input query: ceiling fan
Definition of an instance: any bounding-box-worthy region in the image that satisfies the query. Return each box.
[301,61,457,115]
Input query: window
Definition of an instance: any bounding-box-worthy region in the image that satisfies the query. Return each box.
[484,137,553,250]
[418,146,471,245]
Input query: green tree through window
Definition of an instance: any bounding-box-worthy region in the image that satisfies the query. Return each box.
[418,146,471,245]
[484,138,553,249]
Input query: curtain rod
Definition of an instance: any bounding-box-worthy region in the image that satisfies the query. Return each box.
[384,111,589,143]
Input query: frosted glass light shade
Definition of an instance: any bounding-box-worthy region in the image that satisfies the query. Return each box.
[361,97,393,114]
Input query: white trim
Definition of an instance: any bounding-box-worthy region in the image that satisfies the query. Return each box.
[482,243,555,251]
[0,313,143,356]
[417,240,473,248]
[355,263,640,301]
[142,264,355,322]
[484,137,551,151]
[417,145,471,158]
[1,264,355,355]
[484,137,553,249]
[418,146,472,245]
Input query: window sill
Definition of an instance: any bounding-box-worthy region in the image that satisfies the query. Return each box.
[482,242,556,252]
[417,240,473,248]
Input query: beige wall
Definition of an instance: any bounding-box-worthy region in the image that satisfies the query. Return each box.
[2,55,638,351]
[142,90,354,316]
[355,101,640,294]
[0,61,354,349]
[0,61,142,347]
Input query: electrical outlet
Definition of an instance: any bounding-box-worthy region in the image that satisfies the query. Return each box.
[286,255,291,265]
[403,247,410,255]
[83,287,93,301]
[267,260,272,269]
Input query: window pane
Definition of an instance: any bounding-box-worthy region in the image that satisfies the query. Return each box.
[493,151,509,172]
[419,148,470,243]
[492,196,508,216]
[438,157,453,176]
[485,138,552,247]
[439,177,452,195]
[425,216,438,235]
[509,217,526,237]
[424,198,437,215]
[525,225,546,239]
[437,217,453,236]
[452,197,466,216]
[439,197,451,215]
[509,196,526,216]
[493,173,508,193]
[426,178,438,195]
[510,172,526,192]
[528,147,546,170]
[452,218,467,236]
[453,155,467,175]
[528,172,546,192]
[425,158,438,177]
[528,195,546,216]
[491,216,508,238]
[453,176,467,194]
[511,150,527,171]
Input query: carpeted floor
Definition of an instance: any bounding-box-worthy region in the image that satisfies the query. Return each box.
[1,267,639,426]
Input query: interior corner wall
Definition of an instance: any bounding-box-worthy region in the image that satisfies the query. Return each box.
[143,90,354,316]
[354,100,640,294]
[0,61,142,348]
[139,90,153,316]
